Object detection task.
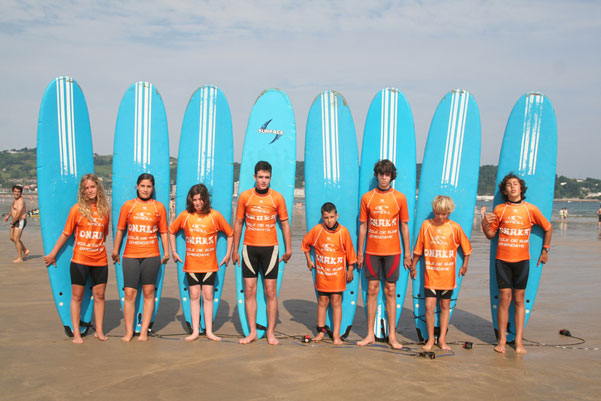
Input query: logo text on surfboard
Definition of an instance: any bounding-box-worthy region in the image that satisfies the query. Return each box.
[258,119,284,143]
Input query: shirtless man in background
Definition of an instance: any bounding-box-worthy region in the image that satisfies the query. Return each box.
[4,185,29,263]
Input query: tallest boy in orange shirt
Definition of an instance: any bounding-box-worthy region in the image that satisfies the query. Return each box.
[357,159,412,349]
[232,161,292,345]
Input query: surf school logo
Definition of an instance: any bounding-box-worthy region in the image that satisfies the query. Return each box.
[258,119,284,143]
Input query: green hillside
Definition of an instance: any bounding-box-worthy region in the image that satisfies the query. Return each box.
[1,147,599,199]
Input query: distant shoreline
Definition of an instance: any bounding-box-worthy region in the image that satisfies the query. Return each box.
[1,193,599,202]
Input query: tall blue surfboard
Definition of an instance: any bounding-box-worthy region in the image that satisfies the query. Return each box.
[235,89,296,339]
[490,92,557,342]
[358,88,416,341]
[37,76,96,337]
[412,89,481,342]
[304,90,359,338]
[175,85,233,333]
[112,82,170,333]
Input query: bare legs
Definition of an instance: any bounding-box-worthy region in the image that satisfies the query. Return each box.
[313,293,343,345]
[186,285,221,342]
[70,284,85,344]
[495,288,527,354]
[122,287,137,342]
[92,284,107,341]
[9,227,28,263]
[70,283,107,343]
[239,278,279,345]
[357,280,379,346]
[358,281,401,349]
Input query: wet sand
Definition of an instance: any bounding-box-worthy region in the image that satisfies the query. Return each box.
[1,217,600,400]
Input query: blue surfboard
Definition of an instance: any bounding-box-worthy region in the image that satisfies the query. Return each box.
[304,90,359,338]
[490,92,557,342]
[37,76,95,337]
[112,81,170,334]
[175,85,233,333]
[412,89,481,342]
[358,88,417,341]
[235,89,296,339]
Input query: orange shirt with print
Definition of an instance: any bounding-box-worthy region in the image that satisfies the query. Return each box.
[414,219,472,290]
[63,204,109,266]
[301,223,357,293]
[488,201,551,262]
[117,198,168,258]
[236,188,288,246]
[169,209,233,273]
[360,188,409,255]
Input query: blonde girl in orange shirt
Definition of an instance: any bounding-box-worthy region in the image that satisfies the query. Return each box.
[44,174,111,344]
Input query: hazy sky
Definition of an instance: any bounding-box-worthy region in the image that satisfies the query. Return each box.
[2,0,600,178]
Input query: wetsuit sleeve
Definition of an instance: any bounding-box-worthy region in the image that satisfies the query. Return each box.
[300,226,316,252]
[117,200,131,231]
[169,212,185,235]
[529,204,552,231]
[342,227,357,265]
[455,223,472,255]
[62,205,79,236]
[397,192,410,223]
[276,193,289,222]
[215,211,234,236]
[488,205,503,233]
[103,214,110,237]
[413,222,426,256]
[235,191,248,221]
[157,202,168,234]
[359,194,368,223]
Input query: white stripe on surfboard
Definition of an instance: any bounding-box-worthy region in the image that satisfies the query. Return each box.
[55,77,77,176]
[321,91,340,183]
[441,90,469,187]
[134,82,153,167]
[519,93,543,175]
[379,89,399,188]
[197,86,218,184]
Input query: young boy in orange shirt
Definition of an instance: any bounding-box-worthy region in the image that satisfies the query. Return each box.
[301,202,357,345]
[482,173,552,354]
[411,195,472,351]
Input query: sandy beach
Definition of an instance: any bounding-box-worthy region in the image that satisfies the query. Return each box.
[1,211,600,401]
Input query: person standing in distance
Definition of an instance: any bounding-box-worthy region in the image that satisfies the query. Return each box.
[4,184,29,263]
[357,159,412,349]
[232,161,292,345]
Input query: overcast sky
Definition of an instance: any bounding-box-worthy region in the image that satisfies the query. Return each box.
[2,0,600,179]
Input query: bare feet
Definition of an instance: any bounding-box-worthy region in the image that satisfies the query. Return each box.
[239,333,257,344]
[23,249,30,260]
[266,333,279,345]
[389,338,403,350]
[122,332,134,342]
[312,332,326,342]
[206,332,222,342]
[185,333,199,342]
[94,332,108,341]
[357,334,375,346]
[422,340,435,351]
[494,342,506,353]
[12,258,23,263]
[333,337,343,345]
[137,332,148,342]
[72,336,83,344]
[515,344,528,354]
[438,341,451,351]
